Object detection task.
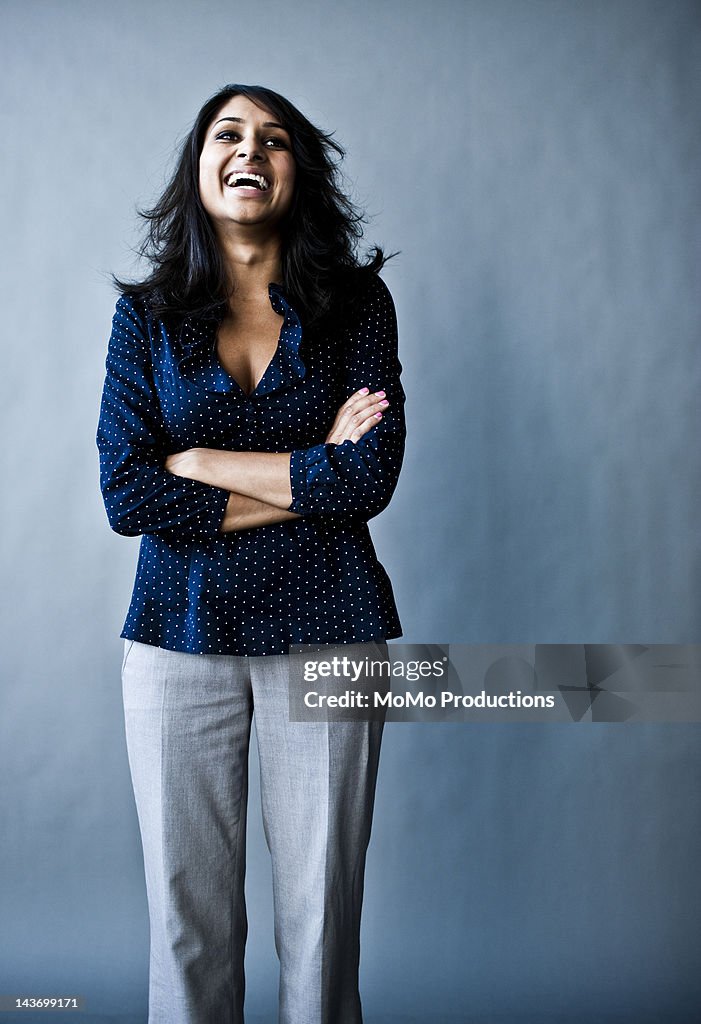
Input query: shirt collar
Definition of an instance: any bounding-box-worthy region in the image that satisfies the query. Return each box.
[259,282,305,395]
[174,283,306,395]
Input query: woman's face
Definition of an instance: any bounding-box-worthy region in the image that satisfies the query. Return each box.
[198,94,296,238]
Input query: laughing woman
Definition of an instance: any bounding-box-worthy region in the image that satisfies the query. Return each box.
[96,84,406,1024]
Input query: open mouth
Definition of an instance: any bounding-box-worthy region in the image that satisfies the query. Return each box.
[224,172,271,192]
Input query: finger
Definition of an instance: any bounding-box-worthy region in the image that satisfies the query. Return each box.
[328,402,387,444]
[334,391,388,434]
[348,409,385,442]
[342,395,388,429]
[341,388,386,414]
[331,404,385,443]
[352,405,384,438]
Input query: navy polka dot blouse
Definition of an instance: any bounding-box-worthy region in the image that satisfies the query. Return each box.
[96,274,405,655]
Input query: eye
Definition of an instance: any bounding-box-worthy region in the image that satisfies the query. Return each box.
[215,130,240,142]
[265,136,288,149]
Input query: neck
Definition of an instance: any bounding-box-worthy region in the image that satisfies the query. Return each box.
[216,228,284,309]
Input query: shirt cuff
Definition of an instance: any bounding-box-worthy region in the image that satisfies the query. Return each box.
[288,444,331,515]
[181,477,231,535]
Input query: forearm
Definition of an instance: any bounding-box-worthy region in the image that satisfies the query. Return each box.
[167,449,293,511]
[220,492,302,532]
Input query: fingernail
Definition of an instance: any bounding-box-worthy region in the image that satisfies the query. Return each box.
[360,387,369,394]
[380,399,389,407]
[375,390,385,397]
[375,412,383,419]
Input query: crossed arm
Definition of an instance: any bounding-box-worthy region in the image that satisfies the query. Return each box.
[164,387,390,532]
[98,284,404,539]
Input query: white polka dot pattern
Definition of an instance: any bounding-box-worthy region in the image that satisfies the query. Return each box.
[96,276,406,655]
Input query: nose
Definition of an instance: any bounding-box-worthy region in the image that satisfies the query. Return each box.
[235,132,264,162]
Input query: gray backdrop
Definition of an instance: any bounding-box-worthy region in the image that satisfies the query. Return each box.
[1,1,700,1022]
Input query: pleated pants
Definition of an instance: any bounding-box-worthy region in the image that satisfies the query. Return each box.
[121,639,384,1024]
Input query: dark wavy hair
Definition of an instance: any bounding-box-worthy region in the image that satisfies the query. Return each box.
[114,83,393,327]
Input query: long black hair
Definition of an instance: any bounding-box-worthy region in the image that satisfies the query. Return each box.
[114,83,392,327]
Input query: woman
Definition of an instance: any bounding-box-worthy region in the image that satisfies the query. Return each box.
[97,83,405,1024]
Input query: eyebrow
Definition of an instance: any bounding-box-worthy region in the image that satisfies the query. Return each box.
[214,116,288,131]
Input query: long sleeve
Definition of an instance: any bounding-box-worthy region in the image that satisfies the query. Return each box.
[288,275,406,521]
[96,294,230,538]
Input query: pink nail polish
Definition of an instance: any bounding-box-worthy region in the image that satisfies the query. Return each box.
[380,399,389,407]
[375,412,383,419]
[360,387,369,394]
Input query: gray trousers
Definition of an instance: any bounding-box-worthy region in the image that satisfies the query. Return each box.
[121,640,385,1024]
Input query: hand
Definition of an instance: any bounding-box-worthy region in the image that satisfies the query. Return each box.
[325,388,389,445]
[164,449,204,479]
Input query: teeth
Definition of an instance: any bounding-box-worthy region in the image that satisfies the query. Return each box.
[225,172,270,191]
